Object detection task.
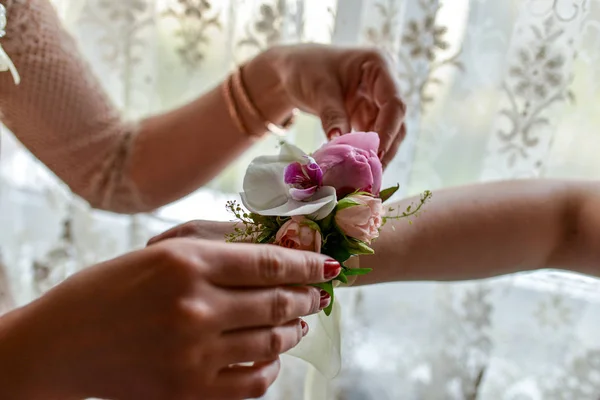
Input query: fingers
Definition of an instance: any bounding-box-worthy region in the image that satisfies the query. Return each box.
[317,82,351,139]
[214,359,281,399]
[381,123,406,169]
[360,50,406,163]
[373,96,405,158]
[348,96,378,133]
[217,286,325,330]
[147,223,195,246]
[205,242,341,287]
[216,319,309,365]
[147,220,233,246]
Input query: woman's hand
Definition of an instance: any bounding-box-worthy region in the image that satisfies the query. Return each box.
[246,44,406,168]
[0,239,339,400]
[147,220,237,244]
[148,220,363,285]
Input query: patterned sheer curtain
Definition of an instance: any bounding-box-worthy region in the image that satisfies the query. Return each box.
[1,0,600,399]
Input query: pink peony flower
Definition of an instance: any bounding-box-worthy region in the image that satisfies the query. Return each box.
[275,216,322,252]
[335,194,383,243]
[312,132,382,198]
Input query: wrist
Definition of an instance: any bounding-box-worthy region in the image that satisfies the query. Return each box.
[243,47,295,129]
[0,306,50,398]
[0,302,80,400]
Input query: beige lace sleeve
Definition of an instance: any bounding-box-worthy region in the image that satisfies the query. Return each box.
[0,0,145,213]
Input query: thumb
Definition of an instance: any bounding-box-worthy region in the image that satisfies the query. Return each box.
[318,85,351,140]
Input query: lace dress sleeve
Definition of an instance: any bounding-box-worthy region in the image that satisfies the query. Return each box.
[0,0,147,213]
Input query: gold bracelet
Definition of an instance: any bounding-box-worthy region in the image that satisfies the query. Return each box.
[232,65,296,137]
[222,74,255,138]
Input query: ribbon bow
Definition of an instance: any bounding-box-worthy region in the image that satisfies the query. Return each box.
[0,4,20,85]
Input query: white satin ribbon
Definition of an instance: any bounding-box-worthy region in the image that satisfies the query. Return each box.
[0,4,20,85]
[286,300,342,399]
[285,257,361,398]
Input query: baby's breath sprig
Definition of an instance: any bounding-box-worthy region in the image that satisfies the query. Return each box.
[383,190,432,227]
[225,200,265,242]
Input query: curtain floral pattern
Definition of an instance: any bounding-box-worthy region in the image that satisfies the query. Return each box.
[1,0,600,399]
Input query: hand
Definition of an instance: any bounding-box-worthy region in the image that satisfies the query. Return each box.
[147,219,237,245]
[148,220,362,286]
[247,44,406,168]
[0,239,339,400]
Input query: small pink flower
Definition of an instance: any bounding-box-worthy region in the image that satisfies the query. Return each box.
[275,216,322,253]
[335,194,383,243]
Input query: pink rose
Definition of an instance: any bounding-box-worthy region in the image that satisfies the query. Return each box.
[335,194,383,243]
[275,216,322,253]
[312,132,382,198]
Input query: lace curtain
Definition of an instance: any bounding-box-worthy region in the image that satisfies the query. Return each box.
[1,0,600,399]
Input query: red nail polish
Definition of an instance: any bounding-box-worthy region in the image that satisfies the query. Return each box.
[319,291,331,309]
[328,128,341,140]
[324,260,341,280]
[301,320,309,336]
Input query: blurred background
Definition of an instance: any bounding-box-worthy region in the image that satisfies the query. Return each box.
[1,0,600,398]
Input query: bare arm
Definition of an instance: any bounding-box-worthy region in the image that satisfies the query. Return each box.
[0,0,290,213]
[128,54,288,211]
[355,179,600,285]
[146,179,600,284]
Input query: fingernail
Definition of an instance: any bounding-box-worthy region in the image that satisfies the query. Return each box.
[319,290,331,309]
[301,320,309,336]
[328,128,341,140]
[378,150,385,159]
[324,260,341,280]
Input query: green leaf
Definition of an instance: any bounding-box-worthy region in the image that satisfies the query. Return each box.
[344,267,373,276]
[318,213,334,231]
[323,293,334,315]
[249,213,268,224]
[250,213,278,229]
[336,197,362,211]
[256,230,274,243]
[275,216,291,226]
[346,239,375,255]
[323,243,352,265]
[321,232,336,245]
[334,270,348,284]
[312,281,335,316]
[379,184,400,203]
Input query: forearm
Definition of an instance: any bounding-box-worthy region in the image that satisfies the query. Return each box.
[355,179,600,285]
[0,0,292,213]
[0,304,73,400]
[0,309,29,399]
[130,51,292,209]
